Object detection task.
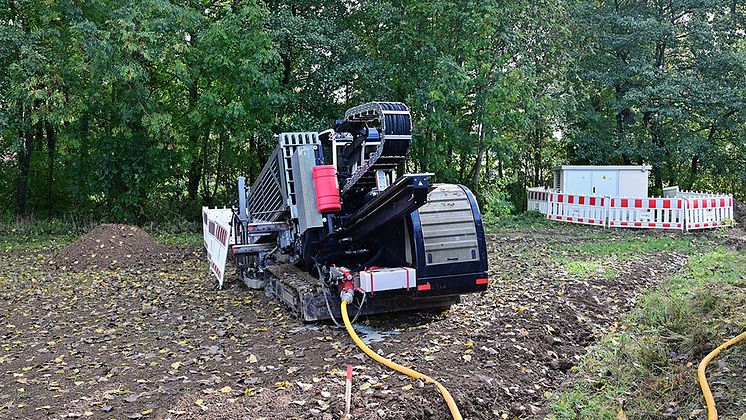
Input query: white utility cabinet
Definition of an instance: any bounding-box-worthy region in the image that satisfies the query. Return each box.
[553,165,651,197]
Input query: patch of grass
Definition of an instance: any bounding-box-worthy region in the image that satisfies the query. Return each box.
[154,231,203,248]
[573,235,694,259]
[564,260,615,278]
[551,248,746,419]
[0,234,77,252]
[554,234,695,278]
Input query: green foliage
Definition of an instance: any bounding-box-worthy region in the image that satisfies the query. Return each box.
[568,0,746,196]
[1,0,280,222]
[551,249,746,418]
[481,189,515,226]
[481,176,516,226]
[0,0,743,223]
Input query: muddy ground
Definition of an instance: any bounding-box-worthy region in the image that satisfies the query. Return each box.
[0,224,719,419]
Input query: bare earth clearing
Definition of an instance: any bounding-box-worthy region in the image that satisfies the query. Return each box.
[0,224,720,419]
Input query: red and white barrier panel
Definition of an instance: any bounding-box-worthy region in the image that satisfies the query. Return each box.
[685,196,734,230]
[527,188,553,215]
[546,193,606,226]
[526,187,733,231]
[202,207,234,288]
[607,198,685,230]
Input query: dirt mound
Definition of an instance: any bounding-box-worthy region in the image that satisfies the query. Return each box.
[734,198,746,225]
[51,224,171,272]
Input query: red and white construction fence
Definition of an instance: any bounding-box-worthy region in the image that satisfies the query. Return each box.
[527,187,734,231]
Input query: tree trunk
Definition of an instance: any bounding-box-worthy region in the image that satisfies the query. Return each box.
[201,130,212,204]
[485,149,491,179]
[470,123,486,196]
[247,133,255,183]
[15,127,34,217]
[186,133,203,203]
[45,122,57,213]
[687,155,699,190]
[533,128,542,186]
[653,167,663,192]
[458,153,467,184]
[186,155,202,203]
[210,132,225,201]
[280,5,297,86]
[80,113,90,185]
[186,80,202,203]
[471,147,485,196]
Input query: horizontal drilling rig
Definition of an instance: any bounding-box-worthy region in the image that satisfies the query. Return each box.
[202,102,488,321]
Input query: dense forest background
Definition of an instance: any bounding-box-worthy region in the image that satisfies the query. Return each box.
[1,0,744,223]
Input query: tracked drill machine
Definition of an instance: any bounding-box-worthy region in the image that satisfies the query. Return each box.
[202,102,489,321]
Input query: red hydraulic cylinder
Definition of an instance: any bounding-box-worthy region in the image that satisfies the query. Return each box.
[312,165,342,213]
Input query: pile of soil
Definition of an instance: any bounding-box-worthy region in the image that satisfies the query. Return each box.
[51,224,171,272]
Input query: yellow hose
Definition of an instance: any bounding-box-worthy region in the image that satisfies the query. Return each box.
[698,331,746,419]
[340,300,462,420]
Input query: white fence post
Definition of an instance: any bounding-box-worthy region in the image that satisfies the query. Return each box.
[601,195,611,229]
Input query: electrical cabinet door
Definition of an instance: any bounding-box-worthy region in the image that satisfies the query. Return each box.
[591,170,617,196]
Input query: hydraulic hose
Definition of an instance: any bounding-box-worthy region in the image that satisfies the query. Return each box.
[698,331,746,419]
[340,300,462,420]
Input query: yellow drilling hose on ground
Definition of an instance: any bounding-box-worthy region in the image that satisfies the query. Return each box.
[698,331,746,420]
[341,300,462,420]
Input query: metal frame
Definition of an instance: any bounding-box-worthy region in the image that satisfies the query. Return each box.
[340,102,411,194]
[247,132,320,223]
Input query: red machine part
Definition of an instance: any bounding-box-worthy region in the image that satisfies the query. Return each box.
[312,165,342,213]
[335,266,355,291]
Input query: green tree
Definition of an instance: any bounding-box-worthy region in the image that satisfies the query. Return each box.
[1,0,80,217]
[346,0,572,210]
[568,0,745,195]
